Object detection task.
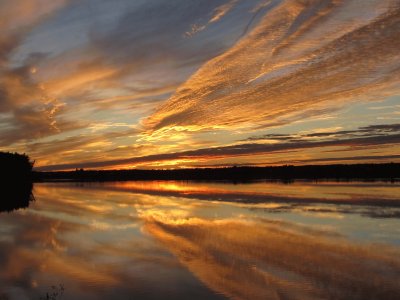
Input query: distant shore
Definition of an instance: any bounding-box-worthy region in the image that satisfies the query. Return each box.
[33,163,400,182]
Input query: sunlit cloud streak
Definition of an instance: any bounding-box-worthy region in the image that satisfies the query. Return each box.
[0,0,264,147]
[145,0,400,132]
[36,124,400,171]
[244,123,400,141]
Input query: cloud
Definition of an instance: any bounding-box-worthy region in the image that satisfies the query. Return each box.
[145,0,400,133]
[278,154,400,165]
[185,0,239,36]
[0,0,73,145]
[2,0,399,168]
[36,123,400,170]
[2,0,264,148]
[24,126,142,167]
[0,0,68,65]
[245,123,400,141]
[91,0,238,72]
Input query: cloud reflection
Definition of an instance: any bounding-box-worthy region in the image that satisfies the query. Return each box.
[144,214,400,300]
[1,181,400,299]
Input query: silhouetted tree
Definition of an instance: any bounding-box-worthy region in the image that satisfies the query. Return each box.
[0,152,34,212]
[0,151,34,181]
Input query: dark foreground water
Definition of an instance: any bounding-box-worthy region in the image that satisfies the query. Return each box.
[1,181,400,300]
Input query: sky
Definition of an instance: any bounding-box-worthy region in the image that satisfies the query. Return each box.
[0,0,399,171]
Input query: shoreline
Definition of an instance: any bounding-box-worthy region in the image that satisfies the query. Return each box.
[33,163,400,183]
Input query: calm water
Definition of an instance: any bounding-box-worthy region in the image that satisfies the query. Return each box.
[1,181,400,300]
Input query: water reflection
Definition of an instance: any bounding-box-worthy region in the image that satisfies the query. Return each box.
[143,215,400,300]
[0,181,399,299]
[94,180,400,207]
[0,182,34,213]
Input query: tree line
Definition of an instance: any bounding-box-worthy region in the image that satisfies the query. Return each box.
[35,163,400,182]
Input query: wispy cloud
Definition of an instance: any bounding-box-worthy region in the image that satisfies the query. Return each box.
[245,123,400,142]
[146,0,400,134]
[1,0,399,168]
[36,123,400,171]
[185,0,238,36]
[0,0,73,145]
[1,0,255,147]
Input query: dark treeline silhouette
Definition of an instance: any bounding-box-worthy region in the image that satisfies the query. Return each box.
[0,152,34,212]
[34,163,400,182]
[0,151,34,181]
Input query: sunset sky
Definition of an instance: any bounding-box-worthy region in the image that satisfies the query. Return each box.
[1,0,399,171]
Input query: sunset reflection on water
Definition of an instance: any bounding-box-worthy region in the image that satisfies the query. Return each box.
[0,181,399,299]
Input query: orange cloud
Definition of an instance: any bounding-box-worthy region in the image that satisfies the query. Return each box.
[146,0,400,133]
